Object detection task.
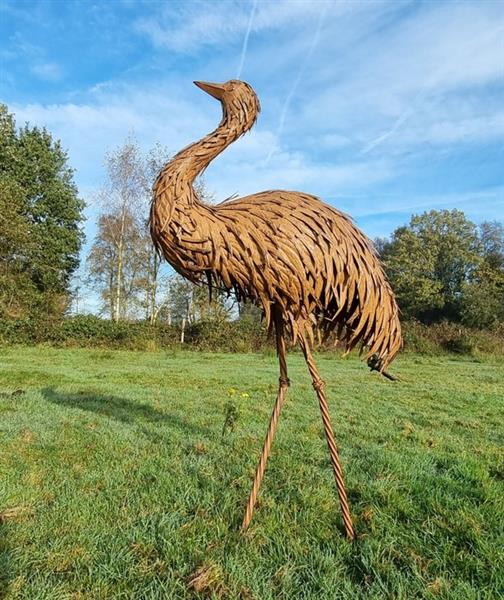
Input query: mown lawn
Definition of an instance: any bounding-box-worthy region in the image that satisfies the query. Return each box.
[0,346,502,599]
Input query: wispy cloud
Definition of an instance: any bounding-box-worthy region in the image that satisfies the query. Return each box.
[11,79,393,203]
[135,0,327,53]
[135,1,247,53]
[2,32,64,83]
[236,0,258,79]
[265,0,330,163]
[10,83,214,185]
[31,61,63,82]
[361,18,504,154]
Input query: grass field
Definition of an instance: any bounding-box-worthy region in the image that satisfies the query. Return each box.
[1,347,503,599]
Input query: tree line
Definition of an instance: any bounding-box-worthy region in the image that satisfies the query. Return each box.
[84,140,504,332]
[1,103,502,332]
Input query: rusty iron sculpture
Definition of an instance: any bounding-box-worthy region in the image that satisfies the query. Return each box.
[150,80,402,540]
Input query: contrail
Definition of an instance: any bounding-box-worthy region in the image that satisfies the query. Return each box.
[266,1,330,164]
[361,85,431,155]
[237,0,258,79]
[362,23,504,155]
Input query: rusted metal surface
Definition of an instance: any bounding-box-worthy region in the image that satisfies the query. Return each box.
[149,79,403,539]
[300,335,355,540]
[242,307,289,532]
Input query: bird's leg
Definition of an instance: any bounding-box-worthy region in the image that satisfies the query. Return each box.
[241,311,289,532]
[299,336,355,541]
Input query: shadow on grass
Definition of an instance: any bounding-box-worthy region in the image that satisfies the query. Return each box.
[0,522,11,598]
[41,387,213,438]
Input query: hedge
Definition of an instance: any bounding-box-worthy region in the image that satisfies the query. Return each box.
[0,315,502,356]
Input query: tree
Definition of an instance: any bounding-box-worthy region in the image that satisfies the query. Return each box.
[87,211,145,319]
[460,273,504,328]
[460,221,504,328]
[373,237,391,258]
[102,140,147,321]
[87,139,176,321]
[0,103,84,318]
[166,274,232,325]
[0,177,34,317]
[141,143,171,323]
[479,221,504,271]
[86,138,222,324]
[381,210,481,322]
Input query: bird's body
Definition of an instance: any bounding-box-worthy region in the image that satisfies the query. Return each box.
[150,79,402,539]
[150,81,401,369]
[152,188,401,364]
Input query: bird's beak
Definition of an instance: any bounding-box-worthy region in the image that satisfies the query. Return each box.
[194,81,225,100]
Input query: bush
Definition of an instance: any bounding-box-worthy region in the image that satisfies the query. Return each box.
[0,314,270,352]
[401,321,441,355]
[442,335,476,355]
[0,315,178,350]
[401,320,503,357]
[185,318,269,352]
[0,315,502,356]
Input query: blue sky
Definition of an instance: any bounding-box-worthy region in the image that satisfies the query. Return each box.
[1,0,503,293]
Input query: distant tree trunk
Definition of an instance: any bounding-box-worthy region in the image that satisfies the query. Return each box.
[180,317,186,343]
[113,209,127,322]
[108,268,115,319]
[148,251,161,324]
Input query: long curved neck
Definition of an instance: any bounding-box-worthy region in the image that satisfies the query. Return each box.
[157,101,255,195]
[151,93,258,243]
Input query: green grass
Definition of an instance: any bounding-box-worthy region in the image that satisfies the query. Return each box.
[1,347,503,599]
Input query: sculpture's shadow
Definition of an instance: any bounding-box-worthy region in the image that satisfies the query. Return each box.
[41,387,212,440]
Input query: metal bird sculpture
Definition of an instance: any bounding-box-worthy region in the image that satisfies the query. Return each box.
[150,79,402,540]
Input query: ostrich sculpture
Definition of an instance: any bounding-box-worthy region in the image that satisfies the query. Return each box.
[150,80,402,540]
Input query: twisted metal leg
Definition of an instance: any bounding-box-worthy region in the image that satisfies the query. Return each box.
[241,310,289,532]
[299,337,355,541]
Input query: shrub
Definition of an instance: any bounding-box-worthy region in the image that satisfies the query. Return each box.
[401,321,441,355]
[185,318,269,352]
[401,320,503,357]
[0,315,502,356]
[441,335,476,355]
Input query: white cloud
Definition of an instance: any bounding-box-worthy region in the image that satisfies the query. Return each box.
[202,127,393,202]
[397,112,504,146]
[122,1,504,158]
[31,61,63,82]
[291,1,504,153]
[11,79,392,206]
[11,83,216,186]
[3,31,64,83]
[135,0,336,53]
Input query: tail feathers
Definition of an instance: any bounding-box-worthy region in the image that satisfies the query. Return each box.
[367,354,400,381]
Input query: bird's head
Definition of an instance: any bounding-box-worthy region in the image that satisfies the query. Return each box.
[194,79,261,131]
